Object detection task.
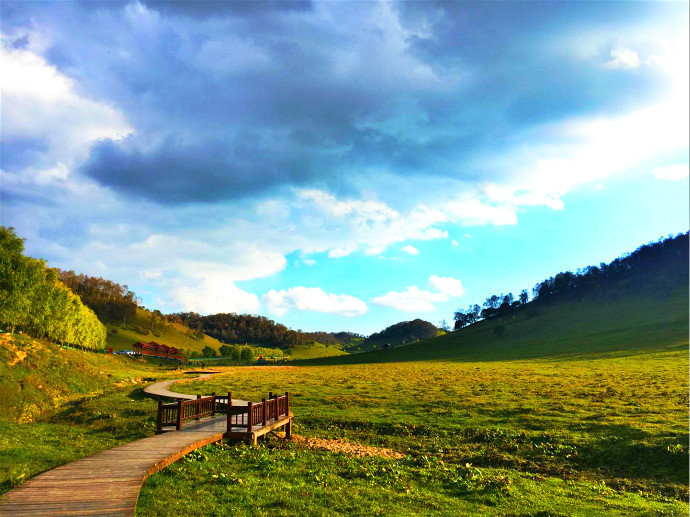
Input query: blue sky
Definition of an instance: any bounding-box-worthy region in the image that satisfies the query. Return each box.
[1,1,688,335]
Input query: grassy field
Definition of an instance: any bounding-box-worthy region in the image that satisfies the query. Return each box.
[137,289,689,516]
[287,341,348,360]
[105,308,226,354]
[1,282,687,515]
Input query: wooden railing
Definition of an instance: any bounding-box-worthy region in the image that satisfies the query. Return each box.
[156,391,290,433]
[244,392,290,432]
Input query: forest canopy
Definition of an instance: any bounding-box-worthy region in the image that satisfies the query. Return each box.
[59,270,137,324]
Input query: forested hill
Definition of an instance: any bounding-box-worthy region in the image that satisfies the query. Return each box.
[531,231,688,302]
[454,232,689,330]
[366,319,441,347]
[59,271,138,324]
[170,312,362,349]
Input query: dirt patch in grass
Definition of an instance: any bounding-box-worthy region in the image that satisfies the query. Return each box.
[289,434,404,459]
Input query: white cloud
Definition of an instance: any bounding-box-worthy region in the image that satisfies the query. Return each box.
[371,286,447,313]
[604,48,641,69]
[652,164,689,181]
[446,197,518,226]
[302,259,316,266]
[401,245,419,255]
[173,275,260,315]
[451,240,459,246]
[295,189,449,258]
[328,246,358,258]
[0,45,133,171]
[429,275,464,297]
[262,287,368,317]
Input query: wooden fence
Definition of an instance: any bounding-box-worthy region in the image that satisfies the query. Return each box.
[156,391,290,434]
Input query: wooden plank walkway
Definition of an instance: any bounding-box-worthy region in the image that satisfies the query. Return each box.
[0,416,228,516]
[0,373,291,517]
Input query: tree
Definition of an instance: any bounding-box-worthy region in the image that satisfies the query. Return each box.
[240,346,254,364]
[484,294,500,310]
[202,345,216,358]
[519,289,529,305]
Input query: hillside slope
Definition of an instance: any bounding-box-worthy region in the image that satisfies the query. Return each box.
[105,308,225,354]
[304,283,688,365]
[0,333,166,423]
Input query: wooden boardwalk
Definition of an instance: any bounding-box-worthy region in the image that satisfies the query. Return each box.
[0,373,292,517]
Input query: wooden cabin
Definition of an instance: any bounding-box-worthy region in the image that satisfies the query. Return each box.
[132,341,182,360]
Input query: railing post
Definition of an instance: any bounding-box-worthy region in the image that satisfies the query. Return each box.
[285,391,290,416]
[211,392,216,416]
[226,391,232,432]
[196,394,201,420]
[156,400,163,433]
[262,398,267,426]
[247,402,253,432]
[176,399,183,430]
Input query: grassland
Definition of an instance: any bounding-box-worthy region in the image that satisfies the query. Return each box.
[137,289,689,516]
[287,341,348,359]
[105,308,226,354]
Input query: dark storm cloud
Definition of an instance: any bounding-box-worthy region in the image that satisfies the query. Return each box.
[2,1,678,204]
[83,133,329,204]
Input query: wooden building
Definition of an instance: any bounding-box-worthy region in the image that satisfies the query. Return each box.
[132,341,183,360]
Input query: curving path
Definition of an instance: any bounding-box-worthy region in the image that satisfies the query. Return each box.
[0,372,231,517]
[143,372,249,406]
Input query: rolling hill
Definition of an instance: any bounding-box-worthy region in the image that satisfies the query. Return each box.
[302,249,689,365]
[104,308,226,355]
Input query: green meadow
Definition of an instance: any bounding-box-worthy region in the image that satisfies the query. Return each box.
[137,289,689,516]
[1,266,687,515]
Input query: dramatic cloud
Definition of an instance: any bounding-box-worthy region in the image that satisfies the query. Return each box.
[1,0,687,331]
[262,287,368,317]
[4,1,683,207]
[0,44,132,174]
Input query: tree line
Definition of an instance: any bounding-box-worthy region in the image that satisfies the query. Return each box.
[453,232,689,331]
[192,343,283,362]
[58,270,138,324]
[0,227,106,350]
[170,312,363,349]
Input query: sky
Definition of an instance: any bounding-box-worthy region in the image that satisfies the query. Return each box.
[1,1,688,336]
